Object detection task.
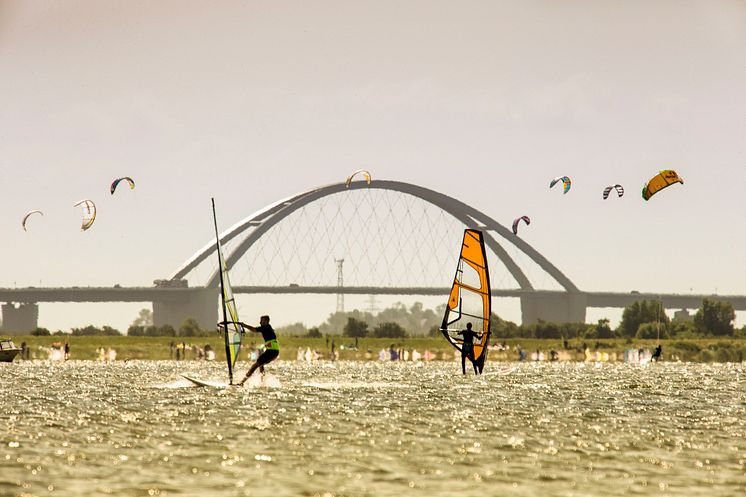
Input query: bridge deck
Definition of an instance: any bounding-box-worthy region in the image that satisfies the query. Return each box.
[1,287,745,310]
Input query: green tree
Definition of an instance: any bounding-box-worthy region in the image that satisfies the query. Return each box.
[101,326,121,336]
[636,322,668,339]
[318,303,445,336]
[534,320,562,339]
[618,300,669,337]
[31,327,50,336]
[179,318,203,337]
[591,318,615,339]
[404,302,440,335]
[372,321,407,338]
[71,325,99,336]
[305,327,322,338]
[128,325,145,336]
[581,325,598,340]
[668,320,699,338]
[320,310,374,335]
[491,314,521,338]
[144,325,160,337]
[131,308,153,327]
[157,324,176,337]
[693,298,735,336]
[277,322,307,335]
[71,325,121,336]
[343,317,369,338]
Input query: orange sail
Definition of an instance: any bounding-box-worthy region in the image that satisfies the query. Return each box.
[440,229,491,368]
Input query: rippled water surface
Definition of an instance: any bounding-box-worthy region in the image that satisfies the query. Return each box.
[1,360,745,496]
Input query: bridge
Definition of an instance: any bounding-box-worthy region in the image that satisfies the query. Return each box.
[1,179,741,332]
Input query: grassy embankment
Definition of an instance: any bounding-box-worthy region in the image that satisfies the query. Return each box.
[7,335,746,363]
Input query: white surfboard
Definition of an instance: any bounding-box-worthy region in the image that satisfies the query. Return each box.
[484,366,517,376]
[181,374,231,388]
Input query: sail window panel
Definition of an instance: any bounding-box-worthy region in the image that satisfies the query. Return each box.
[458,260,484,292]
[456,289,488,334]
[443,304,461,329]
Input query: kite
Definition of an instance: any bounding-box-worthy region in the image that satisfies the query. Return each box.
[602,184,625,199]
[22,210,43,231]
[550,176,571,194]
[642,170,683,201]
[345,170,372,187]
[512,215,530,235]
[73,199,97,231]
[110,177,135,195]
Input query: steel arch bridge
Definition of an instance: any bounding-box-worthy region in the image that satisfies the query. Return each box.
[163,180,587,325]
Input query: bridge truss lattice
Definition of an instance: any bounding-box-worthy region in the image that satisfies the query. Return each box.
[170,181,579,295]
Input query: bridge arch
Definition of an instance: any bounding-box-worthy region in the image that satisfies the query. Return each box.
[170,180,579,294]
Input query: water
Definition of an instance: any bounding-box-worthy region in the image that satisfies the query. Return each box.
[1,360,744,496]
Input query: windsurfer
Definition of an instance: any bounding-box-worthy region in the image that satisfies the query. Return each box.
[651,344,662,362]
[458,322,481,375]
[233,315,280,386]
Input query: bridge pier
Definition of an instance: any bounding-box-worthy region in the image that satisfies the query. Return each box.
[152,288,217,331]
[520,292,587,324]
[1,303,39,334]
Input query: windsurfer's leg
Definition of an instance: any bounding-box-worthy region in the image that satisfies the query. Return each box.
[468,351,478,375]
[461,354,467,375]
[241,350,278,384]
[238,361,260,385]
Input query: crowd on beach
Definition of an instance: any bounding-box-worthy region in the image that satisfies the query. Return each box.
[9,337,664,363]
[168,341,275,362]
[25,341,70,361]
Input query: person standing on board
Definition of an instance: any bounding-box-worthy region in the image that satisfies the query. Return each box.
[651,344,662,362]
[233,315,280,386]
[458,322,482,375]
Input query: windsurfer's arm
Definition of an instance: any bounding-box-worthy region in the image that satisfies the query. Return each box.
[217,321,255,333]
[232,321,256,333]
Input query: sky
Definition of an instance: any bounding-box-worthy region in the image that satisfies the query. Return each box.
[1,1,745,331]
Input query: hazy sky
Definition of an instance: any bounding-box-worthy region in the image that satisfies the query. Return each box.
[1,1,745,331]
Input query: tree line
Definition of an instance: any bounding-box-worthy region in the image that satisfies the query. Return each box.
[31,316,212,337]
[28,297,744,338]
[491,298,742,340]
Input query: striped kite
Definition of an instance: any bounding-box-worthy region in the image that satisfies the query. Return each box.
[602,184,625,199]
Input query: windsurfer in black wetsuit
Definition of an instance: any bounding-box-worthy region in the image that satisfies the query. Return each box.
[458,322,482,375]
[651,344,662,362]
[230,315,280,386]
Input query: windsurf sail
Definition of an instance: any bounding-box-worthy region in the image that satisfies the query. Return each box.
[440,229,491,372]
[212,198,242,384]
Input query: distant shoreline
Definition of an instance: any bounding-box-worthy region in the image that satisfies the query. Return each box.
[4,336,745,363]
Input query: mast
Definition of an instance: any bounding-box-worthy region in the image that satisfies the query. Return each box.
[656,295,661,344]
[212,198,233,384]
